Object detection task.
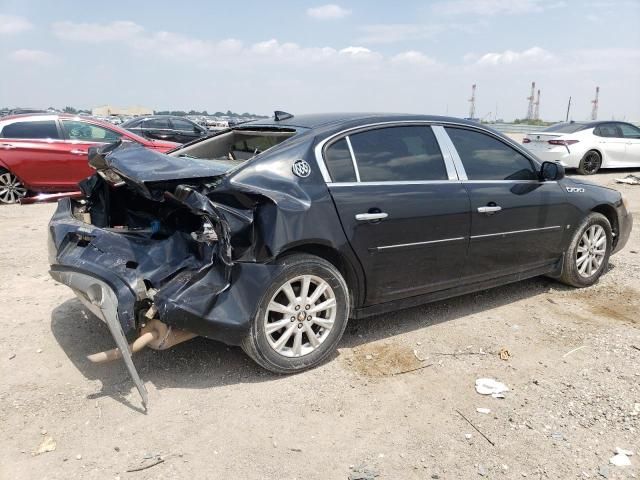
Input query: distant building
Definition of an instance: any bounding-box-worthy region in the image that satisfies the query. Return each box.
[91,105,153,117]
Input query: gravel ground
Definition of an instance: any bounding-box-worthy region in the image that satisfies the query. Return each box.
[1,171,639,479]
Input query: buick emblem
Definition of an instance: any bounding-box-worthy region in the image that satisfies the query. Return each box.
[292,159,311,178]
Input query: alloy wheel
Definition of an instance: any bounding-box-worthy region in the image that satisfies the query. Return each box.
[0,171,27,204]
[264,275,337,358]
[576,225,606,278]
[582,152,601,174]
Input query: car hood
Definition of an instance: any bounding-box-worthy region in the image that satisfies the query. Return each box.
[88,141,239,186]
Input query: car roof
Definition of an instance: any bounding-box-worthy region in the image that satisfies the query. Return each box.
[242,112,484,130]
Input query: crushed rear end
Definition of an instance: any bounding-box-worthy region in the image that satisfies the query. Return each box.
[48,142,285,407]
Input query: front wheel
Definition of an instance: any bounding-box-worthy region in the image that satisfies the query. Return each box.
[0,169,27,204]
[559,212,612,287]
[241,253,350,374]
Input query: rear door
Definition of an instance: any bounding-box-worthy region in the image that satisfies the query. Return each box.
[443,126,570,282]
[322,124,471,305]
[0,119,68,190]
[618,123,640,166]
[60,119,123,187]
[594,123,627,166]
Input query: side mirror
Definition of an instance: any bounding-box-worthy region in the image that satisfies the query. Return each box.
[540,161,565,181]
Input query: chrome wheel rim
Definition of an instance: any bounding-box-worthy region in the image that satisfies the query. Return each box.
[0,172,26,204]
[582,152,601,174]
[264,275,336,358]
[576,225,606,278]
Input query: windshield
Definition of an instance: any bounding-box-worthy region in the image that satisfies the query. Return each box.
[544,123,588,133]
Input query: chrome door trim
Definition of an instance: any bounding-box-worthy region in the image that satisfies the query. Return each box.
[327,180,460,187]
[375,236,466,251]
[470,225,562,240]
[345,135,361,182]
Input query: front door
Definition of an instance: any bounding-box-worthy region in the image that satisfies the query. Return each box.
[443,126,570,282]
[619,123,640,166]
[322,125,471,305]
[60,119,123,188]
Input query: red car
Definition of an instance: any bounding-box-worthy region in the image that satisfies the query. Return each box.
[0,114,178,204]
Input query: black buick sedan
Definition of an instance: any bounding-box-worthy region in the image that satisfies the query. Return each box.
[48,112,632,406]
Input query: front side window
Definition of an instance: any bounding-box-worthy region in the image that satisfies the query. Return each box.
[348,126,447,182]
[618,123,640,139]
[325,138,357,182]
[171,118,198,132]
[62,120,121,143]
[445,127,537,181]
[1,120,60,139]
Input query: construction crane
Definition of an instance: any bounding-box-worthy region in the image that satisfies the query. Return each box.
[468,84,477,120]
[526,81,536,120]
[533,89,541,120]
[591,86,599,120]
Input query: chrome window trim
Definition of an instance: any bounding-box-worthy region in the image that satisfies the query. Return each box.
[314,120,493,184]
[345,135,361,182]
[375,236,466,251]
[470,225,562,240]
[432,125,467,180]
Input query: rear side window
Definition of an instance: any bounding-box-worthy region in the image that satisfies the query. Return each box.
[446,127,537,181]
[325,138,357,182]
[1,120,60,139]
[594,124,621,138]
[348,126,447,182]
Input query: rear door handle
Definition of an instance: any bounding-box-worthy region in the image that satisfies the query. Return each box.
[70,149,88,155]
[477,206,502,214]
[355,212,388,221]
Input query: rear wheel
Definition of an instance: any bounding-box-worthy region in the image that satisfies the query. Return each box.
[577,150,602,175]
[0,169,27,204]
[559,212,612,287]
[241,253,349,374]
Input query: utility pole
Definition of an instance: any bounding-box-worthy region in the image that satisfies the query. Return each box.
[533,89,541,121]
[565,96,572,122]
[591,86,599,120]
[468,84,476,119]
[526,81,536,120]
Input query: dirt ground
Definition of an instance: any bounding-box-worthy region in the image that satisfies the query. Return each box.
[1,171,639,480]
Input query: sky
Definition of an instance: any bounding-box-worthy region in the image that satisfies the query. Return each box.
[0,0,639,121]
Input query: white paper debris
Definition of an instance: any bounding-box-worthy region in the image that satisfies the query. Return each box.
[475,378,510,397]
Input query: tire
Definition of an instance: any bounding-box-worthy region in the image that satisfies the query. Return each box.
[0,168,27,204]
[241,253,350,374]
[576,150,602,175]
[559,212,612,288]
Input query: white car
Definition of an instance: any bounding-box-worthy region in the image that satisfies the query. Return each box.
[523,121,640,175]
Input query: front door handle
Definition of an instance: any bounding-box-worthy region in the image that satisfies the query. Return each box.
[355,212,388,221]
[70,149,88,155]
[0,144,17,150]
[477,205,502,214]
